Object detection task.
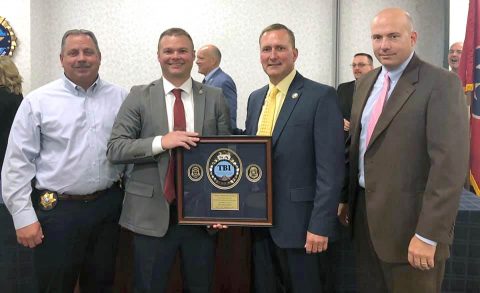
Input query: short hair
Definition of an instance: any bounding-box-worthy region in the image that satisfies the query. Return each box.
[259,23,296,48]
[158,28,194,50]
[211,46,222,62]
[0,56,23,95]
[354,53,374,65]
[60,29,101,55]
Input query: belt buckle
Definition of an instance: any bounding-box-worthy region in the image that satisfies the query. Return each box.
[39,191,58,211]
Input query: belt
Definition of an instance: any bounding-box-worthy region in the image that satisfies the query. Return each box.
[57,188,108,201]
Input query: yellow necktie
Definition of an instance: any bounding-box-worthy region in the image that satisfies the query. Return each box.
[257,87,279,136]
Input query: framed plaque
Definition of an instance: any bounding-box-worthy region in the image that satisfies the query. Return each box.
[176,136,272,226]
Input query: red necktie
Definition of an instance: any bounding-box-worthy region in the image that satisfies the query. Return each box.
[164,88,186,203]
[366,73,390,146]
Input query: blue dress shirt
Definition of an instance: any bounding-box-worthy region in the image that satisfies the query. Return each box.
[1,75,128,229]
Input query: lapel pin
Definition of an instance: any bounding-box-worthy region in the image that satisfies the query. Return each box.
[292,92,299,99]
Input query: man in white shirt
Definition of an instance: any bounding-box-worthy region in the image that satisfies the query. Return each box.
[1,29,128,292]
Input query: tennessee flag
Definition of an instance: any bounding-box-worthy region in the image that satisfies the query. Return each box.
[458,0,480,195]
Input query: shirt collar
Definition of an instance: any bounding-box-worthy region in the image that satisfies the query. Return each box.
[62,74,101,94]
[204,67,220,82]
[162,77,193,96]
[381,51,414,81]
[269,68,297,94]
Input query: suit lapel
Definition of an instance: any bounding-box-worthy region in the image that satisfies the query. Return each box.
[271,73,303,146]
[150,78,169,135]
[368,56,420,147]
[192,79,206,135]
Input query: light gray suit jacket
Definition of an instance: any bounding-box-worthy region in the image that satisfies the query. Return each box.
[107,78,231,237]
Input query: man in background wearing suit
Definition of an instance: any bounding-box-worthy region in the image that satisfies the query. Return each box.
[107,28,230,292]
[337,53,373,134]
[197,44,238,129]
[245,23,344,293]
[343,8,469,292]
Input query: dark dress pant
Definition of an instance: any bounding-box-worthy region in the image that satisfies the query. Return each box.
[132,206,215,293]
[353,188,446,293]
[252,228,329,293]
[32,184,123,293]
[0,204,37,292]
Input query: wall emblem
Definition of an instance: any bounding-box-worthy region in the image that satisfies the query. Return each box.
[0,17,17,56]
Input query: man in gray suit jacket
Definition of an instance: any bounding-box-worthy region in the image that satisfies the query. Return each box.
[107,28,230,292]
[343,8,469,292]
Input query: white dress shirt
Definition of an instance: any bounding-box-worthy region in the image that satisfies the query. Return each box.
[152,78,195,155]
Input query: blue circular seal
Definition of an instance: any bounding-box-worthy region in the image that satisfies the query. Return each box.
[0,17,17,56]
[206,148,242,190]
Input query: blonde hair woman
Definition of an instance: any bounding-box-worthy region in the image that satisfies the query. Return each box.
[0,57,30,291]
[1,55,23,175]
[0,56,22,95]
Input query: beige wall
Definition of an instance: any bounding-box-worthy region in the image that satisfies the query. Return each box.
[338,0,447,84]
[6,0,448,127]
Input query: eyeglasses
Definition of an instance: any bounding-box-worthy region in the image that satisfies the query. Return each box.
[350,63,370,68]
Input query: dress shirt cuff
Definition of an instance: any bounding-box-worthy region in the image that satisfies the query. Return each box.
[415,233,437,246]
[12,207,38,230]
[152,136,165,155]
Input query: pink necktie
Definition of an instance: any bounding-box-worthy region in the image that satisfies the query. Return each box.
[366,73,390,146]
[164,88,186,203]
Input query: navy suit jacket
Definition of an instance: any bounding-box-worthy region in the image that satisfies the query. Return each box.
[245,72,344,248]
[336,80,355,120]
[205,68,237,128]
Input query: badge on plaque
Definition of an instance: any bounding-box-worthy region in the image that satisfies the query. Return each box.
[187,164,203,182]
[39,191,58,211]
[246,164,262,183]
[206,149,242,190]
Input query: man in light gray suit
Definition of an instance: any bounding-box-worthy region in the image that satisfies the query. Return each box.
[107,28,230,292]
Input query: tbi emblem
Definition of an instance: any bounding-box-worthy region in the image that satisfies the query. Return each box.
[206,149,242,190]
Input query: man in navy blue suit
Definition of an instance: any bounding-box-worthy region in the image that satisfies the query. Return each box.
[245,23,344,293]
[197,44,237,129]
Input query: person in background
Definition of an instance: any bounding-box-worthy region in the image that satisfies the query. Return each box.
[0,56,34,292]
[448,41,463,74]
[197,44,238,129]
[337,53,374,134]
[1,29,128,292]
[343,8,468,292]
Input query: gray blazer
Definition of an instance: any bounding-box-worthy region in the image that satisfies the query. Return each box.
[107,78,231,237]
